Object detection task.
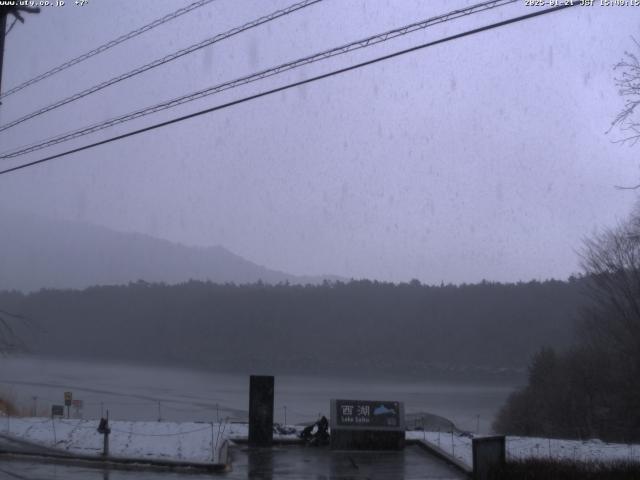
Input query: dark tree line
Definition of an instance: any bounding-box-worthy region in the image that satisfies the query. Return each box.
[0,277,586,380]
[494,212,640,442]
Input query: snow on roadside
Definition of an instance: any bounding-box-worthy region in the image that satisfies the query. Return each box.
[225,422,302,442]
[1,417,228,463]
[1,417,301,464]
[12,416,636,470]
[506,436,640,464]
[406,431,640,468]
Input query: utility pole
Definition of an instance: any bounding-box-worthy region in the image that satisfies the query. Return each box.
[0,11,6,96]
[0,6,40,98]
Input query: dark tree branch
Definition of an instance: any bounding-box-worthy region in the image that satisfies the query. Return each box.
[609,38,640,147]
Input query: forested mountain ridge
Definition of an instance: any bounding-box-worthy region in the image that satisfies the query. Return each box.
[0,209,339,292]
[0,278,587,379]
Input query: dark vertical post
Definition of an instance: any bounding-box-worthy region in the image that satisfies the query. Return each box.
[248,375,274,446]
[97,410,111,457]
[0,11,6,97]
[103,410,110,457]
[103,428,109,456]
[472,436,506,480]
[0,6,40,100]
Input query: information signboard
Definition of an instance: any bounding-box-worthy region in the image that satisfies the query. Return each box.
[64,392,72,406]
[51,405,64,417]
[335,399,400,428]
[330,398,405,450]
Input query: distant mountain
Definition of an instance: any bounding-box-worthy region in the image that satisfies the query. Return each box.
[0,210,340,292]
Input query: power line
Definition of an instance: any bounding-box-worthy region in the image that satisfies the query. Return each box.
[0,0,517,160]
[0,0,321,133]
[0,0,217,100]
[0,308,27,320]
[0,3,578,178]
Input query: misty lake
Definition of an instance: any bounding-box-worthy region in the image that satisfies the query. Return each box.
[0,356,517,434]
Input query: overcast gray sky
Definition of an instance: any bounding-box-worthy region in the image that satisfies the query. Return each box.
[0,0,639,284]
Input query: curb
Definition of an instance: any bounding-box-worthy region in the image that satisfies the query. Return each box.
[0,449,229,473]
[407,439,473,477]
[0,433,231,473]
[0,433,73,456]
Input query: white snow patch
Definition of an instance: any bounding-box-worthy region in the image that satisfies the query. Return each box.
[406,431,640,468]
[1,417,301,464]
[1,417,230,464]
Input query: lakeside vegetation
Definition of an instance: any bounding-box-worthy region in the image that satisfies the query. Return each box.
[0,277,586,380]
[494,212,640,443]
[491,458,640,480]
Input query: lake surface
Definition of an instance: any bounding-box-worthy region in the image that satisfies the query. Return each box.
[0,356,517,434]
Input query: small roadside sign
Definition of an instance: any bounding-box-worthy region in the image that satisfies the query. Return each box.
[72,399,83,408]
[64,392,72,406]
[51,405,64,417]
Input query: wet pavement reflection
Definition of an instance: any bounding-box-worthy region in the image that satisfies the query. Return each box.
[0,445,465,479]
[231,444,464,479]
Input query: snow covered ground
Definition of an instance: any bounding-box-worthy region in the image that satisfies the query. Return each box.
[406,430,640,468]
[225,422,302,442]
[0,416,231,464]
[5,415,638,471]
[0,416,302,465]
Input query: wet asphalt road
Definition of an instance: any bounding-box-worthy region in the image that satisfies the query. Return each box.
[0,445,465,479]
[226,445,465,479]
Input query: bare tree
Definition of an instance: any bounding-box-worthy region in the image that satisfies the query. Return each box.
[580,212,640,440]
[610,39,640,147]
[580,213,640,360]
